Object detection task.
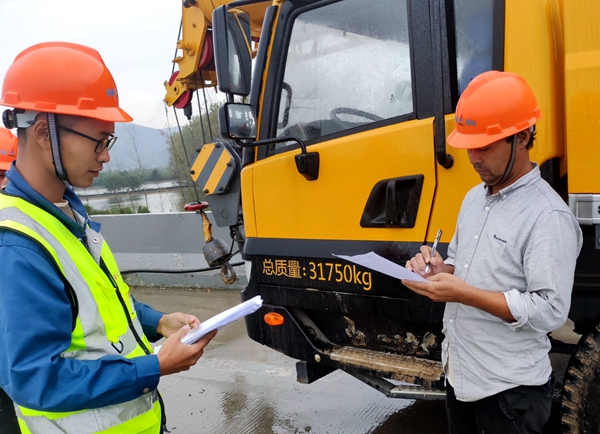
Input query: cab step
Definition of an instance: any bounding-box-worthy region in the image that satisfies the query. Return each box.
[330,346,443,381]
[329,346,445,400]
[350,372,446,400]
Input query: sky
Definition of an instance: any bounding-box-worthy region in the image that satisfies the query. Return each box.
[0,0,208,130]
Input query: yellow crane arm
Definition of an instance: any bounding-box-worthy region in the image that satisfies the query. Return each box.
[164,0,269,107]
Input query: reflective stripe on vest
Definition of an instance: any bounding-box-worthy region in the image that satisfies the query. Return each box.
[0,195,161,434]
[15,392,160,434]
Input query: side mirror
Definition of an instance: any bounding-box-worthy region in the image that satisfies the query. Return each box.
[219,103,257,140]
[212,6,252,96]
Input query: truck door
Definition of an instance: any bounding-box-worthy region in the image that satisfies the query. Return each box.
[245,0,452,266]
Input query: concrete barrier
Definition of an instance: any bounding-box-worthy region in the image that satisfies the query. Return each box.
[93,212,246,289]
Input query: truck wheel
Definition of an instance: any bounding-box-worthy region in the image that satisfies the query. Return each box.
[561,322,600,433]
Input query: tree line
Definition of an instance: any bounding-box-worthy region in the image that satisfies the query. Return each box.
[163,101,221,190]
[83,98,221,214]
[93,168,176,193]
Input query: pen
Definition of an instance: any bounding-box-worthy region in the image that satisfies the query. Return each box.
[425,229,442,274]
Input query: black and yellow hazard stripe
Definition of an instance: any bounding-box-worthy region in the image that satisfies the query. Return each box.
[191,142,237,195]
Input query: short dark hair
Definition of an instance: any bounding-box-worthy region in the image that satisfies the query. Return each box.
[58,114,85,129]
[505,128,536,150]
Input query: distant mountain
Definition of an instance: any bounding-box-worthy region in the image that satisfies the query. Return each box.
[106,124,171,171]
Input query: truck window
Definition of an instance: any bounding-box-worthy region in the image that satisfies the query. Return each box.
[454,0,494,94]
[275,0,412,146]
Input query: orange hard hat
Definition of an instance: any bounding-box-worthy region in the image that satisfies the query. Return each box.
[0,41,132,123]
[0,128,17,171]
[447,71,541,149]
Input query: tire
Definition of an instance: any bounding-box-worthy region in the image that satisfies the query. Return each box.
[561,322,600,433]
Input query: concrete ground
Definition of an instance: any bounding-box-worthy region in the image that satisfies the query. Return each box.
[133,287,580,434]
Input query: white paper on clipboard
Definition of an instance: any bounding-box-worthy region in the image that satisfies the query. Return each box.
[154,296,263,354]
[181,295,263,345]
[333,252,429,283]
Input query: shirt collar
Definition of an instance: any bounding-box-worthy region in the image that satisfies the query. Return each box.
[4,162,101,235]
[484,163,540,198]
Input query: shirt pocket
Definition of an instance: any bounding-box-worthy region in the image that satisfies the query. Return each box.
[484,232,522,280]
[90,274,129,343]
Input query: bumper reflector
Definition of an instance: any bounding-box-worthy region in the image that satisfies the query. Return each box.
[264,312,284,326]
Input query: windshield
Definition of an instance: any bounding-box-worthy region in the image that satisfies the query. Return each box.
[275,0,413,146]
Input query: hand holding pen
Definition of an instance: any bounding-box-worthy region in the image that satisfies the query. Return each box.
[405,229,443,276]
[424,229,442,274]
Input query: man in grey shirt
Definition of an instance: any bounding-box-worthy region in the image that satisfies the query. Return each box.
[404,71,582,434]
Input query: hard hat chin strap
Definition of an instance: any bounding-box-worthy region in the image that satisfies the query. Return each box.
[47,114,69,181]
[495,134,518,187]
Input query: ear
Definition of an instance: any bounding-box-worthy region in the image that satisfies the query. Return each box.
[30,118,51,151]
[518,129,531,149]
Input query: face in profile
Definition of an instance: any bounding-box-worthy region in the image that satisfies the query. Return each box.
[58,117,115,188]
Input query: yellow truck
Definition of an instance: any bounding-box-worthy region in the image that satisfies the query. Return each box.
[165,1,600,431]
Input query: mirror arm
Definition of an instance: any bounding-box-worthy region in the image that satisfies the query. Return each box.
[430,0,454,169]
[236,136,319,181]
[240,135,306,153]
[228,0,269,7]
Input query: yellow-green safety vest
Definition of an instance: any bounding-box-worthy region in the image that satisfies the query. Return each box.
[0,194,163,434]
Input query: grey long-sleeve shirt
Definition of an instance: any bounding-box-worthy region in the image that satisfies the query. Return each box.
[443,164,582,402]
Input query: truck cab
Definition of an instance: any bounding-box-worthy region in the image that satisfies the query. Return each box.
[170,0,600,429]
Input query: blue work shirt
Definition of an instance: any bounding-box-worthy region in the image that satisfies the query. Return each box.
[0,163,164,412]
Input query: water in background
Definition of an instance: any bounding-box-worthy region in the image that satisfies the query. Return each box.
[75,181,200,214]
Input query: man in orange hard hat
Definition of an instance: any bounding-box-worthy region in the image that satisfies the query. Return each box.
[0,42,216,434]
[0,128,17,188]
[403,71,582,433]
